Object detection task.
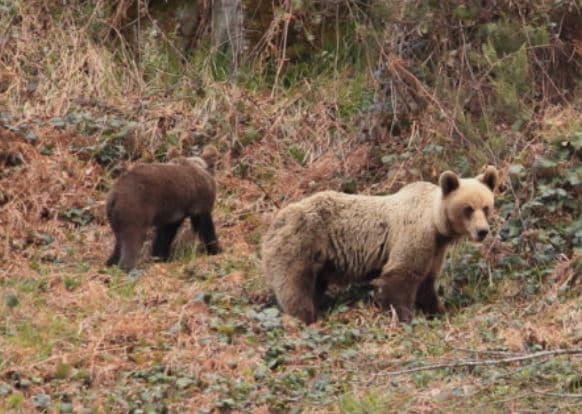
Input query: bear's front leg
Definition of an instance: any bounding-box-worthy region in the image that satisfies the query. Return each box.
[152,220,184,261]
[415,274,445,316]
[372,272,420,324]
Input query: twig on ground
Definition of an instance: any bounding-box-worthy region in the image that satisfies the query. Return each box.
[374,348,582,378]
[534,390,582,399]
[448,346,521,357]
[473,392,533,410]
[0,345,132,378]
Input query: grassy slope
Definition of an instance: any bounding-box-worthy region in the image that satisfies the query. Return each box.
[1,2,581,413]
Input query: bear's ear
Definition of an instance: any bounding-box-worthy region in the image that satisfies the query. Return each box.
[477,165,498,191]
[439,170,459,196]
[201,145,219,171]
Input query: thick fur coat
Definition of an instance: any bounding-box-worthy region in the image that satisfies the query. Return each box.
[261,166,498,323]
[106,146,220,271]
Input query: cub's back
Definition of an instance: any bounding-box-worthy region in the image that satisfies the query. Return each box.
[108,162,215,216]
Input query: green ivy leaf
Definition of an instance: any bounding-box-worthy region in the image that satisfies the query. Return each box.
[50,118,66,129]
[31,393,51,410]
[533,157,557,170]
[5,294,19,308]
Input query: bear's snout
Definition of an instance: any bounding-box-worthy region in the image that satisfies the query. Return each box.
[477,228,489,241]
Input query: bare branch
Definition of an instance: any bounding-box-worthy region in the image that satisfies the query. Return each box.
[376,348,582,377]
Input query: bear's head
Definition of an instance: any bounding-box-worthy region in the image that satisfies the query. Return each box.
[439,166,498,242]
[172,145,218,174]
[172,156,209,170]
[200,145,218,172]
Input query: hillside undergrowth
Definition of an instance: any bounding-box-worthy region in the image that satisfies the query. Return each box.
[1,1,581,412]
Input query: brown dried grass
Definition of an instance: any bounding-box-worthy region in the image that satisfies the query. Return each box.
[1,3,581,410]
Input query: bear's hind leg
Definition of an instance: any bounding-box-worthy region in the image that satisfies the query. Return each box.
[274,266,320,324]
[152,220,183,261]
[106,236,121,266]
[118,226,147,272]
[279,289,318,325]
[191,213,221,255]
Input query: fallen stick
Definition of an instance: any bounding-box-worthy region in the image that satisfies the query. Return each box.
[533,390,582,399]
[379,348,582,377]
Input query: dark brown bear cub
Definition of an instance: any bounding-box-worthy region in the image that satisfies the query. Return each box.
[106,146,220,271]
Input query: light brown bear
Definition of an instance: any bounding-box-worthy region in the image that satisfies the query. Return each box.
[261,166,498,324]
[106,146,221,272]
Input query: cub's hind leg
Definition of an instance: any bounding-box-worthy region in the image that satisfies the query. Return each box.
[106,235,121,266]
[152,220,183,261]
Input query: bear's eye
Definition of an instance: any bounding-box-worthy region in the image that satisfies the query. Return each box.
[483,206,490,217]
[463,206,474,218]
